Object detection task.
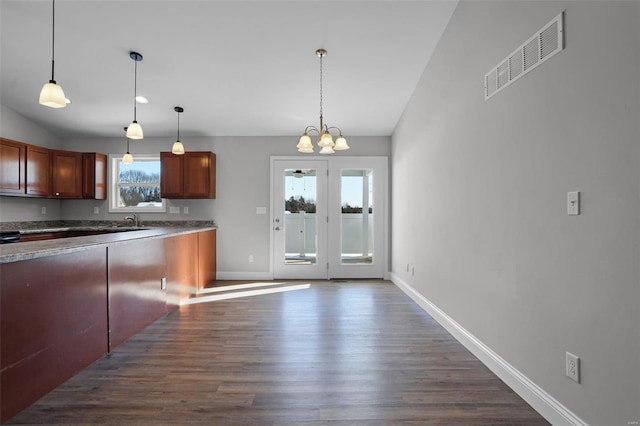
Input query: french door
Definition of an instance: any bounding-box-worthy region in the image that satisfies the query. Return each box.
[271,157,387,279]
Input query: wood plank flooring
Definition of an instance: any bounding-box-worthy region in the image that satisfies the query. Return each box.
[8,280,549,425]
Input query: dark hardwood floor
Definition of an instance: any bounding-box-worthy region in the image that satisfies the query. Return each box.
[8,280,549,425]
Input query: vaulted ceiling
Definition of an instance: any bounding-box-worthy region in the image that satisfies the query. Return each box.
[1,1,457,139]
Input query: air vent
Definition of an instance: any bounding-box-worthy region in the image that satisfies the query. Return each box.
[485,11,564,100]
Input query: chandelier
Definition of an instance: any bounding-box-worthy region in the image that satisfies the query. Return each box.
[297,49,349,154]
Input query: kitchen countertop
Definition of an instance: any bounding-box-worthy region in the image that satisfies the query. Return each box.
[0,222,216,264]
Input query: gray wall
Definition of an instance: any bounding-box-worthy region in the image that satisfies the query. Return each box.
[0,105,63,221]
[391,1,639,425]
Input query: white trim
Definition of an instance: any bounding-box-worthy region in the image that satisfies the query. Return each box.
[216,271,275,281]
[390,272,588,426]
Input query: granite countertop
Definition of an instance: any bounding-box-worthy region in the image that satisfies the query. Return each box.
[0,221,216,264]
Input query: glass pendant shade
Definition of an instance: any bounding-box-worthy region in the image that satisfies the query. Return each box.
[334,135,349,150]
[297,133,312,149]
[172,141,185,155]
[122,152,134,164]
[39,81,66,109]
[319,131,334,148]
[298,146,314,153]
[126,121,143,139]
[319,145,335,154]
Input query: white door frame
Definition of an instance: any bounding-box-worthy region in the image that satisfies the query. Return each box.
[270,156,389,280]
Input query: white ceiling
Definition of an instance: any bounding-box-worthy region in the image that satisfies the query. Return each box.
[1,0,457,139]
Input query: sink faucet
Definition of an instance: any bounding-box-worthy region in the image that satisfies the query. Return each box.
[123,214,139,227]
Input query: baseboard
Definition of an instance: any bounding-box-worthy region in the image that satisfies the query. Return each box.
[216,271,274,281]
[390,272,587,426]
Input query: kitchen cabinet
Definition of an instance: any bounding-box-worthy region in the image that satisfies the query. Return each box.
[1,248,108,423]
[0,228,216,422]
[198,229,217,290]
[1,139,107,200]
[82,153,107,199]
[51,150,82,198]
[160,151,216,199]
[26,145,51,197]
[0,138,26,195]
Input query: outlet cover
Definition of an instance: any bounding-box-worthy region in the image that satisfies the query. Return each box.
[566,352,580,383]
[169,206,180,214]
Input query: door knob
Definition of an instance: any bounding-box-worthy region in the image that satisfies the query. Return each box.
[274,226,280,231]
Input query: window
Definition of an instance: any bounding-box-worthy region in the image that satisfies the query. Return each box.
[109,155,166,212]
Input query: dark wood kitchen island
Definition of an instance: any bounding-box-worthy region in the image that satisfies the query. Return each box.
[0,225,216,423]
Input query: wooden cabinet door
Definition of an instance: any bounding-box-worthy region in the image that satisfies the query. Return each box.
[0,138,26,195]
[160,152,184,198]
[197,229,217,290]
[26,145,51,197]
[82,153,107,199]
[52,150,82,198]
[184,152,216,199]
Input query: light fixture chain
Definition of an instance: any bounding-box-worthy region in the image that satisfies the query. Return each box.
[133,59,137,120]
[319,52,323,120]
[177,110,180,141]
[51,0,56,81]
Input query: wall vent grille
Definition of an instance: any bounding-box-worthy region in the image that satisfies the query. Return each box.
[485,11,564,100]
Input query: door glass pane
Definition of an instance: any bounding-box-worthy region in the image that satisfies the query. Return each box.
[341,170,373,264]
[284,169,317,265]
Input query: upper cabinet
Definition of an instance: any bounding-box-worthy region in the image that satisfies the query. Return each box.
[51,150,82,198]
[82,153,107,200]
[160,152,216,199]
[0,138,26,195]
[26,145,51,197]
[0,138,107,200]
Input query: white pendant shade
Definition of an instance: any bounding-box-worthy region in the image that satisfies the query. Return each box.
[297,134,314,153]
[334,135,349,150]
[39,81,66,108]
[319,145,335,154]
[122,152,134,164]
[297,133,311,149]
[319,131,334,148]
[172,141,185,155]
[126,121,143,139]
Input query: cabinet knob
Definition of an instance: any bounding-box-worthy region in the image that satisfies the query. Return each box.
[55,192,60,196]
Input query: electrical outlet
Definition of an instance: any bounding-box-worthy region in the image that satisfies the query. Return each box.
[41,206,47,215]
[93,207,99,214]
[566,352,580,383]
[248,255,254,263]
[183,207,189,215]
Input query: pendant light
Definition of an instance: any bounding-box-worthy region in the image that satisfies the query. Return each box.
[297,49,349,154]
[39,0,66,108]
[122,127,133,164]
[171,106,185,155]
[126,51,144,139]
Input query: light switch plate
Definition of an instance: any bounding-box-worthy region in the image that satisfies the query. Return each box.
[169,206,180,214]
[256,206,267,215]
[567,191,580,215]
